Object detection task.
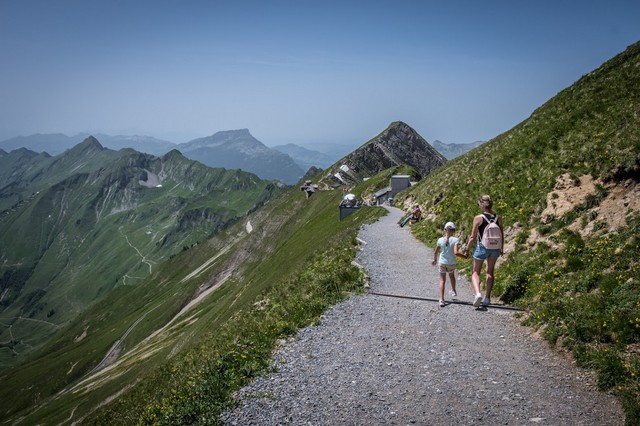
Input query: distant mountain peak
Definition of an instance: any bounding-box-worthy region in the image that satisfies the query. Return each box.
[163,148,185,160]
[321,121,446,187]
[217,128,251,136]
[207,129,253,143]
[83,135,104,147]
[79,135,105,151]
[176,130,304,184]
[64,136,105,157]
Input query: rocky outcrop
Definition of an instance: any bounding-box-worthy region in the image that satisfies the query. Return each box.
[323,121,446,186]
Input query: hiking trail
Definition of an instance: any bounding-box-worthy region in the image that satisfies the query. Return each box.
[222,206,623,425]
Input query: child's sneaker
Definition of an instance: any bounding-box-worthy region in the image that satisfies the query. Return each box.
[439,300,446,307]
[482,297,491,307]
[473,294,483,307]
[449,290,457,297]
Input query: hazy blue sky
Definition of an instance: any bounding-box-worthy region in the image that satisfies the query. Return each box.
[1,1,639,148]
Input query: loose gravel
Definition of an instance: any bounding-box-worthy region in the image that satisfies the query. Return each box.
[222,206,624,425]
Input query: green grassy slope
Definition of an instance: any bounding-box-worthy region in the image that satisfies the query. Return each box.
[0,175,385,425]
[396,41,640,423]
[0,142,280,368]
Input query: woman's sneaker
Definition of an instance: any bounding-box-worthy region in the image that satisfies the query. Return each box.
[473,294,483,307]
[482,297,491,307]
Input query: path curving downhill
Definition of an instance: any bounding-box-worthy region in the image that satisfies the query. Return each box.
[222,206,624,425]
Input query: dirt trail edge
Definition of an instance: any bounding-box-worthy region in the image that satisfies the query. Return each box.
[222,206,624,425]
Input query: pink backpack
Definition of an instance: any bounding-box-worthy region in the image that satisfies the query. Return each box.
[481,215,502,250]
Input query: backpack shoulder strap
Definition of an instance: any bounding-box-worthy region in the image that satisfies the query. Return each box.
[483,213,498,223]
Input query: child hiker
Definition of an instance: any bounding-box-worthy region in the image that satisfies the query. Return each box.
[432,221,467,307]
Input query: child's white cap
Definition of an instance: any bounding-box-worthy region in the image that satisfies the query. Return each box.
[444,221,456,230]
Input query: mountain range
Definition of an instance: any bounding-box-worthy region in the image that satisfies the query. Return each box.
[0,132,479,185]
[0,133,175,157]
[0,138,280,369]
[0,40,638,426]
[0,131,305,184]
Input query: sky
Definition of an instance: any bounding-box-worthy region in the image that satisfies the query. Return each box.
[1,0,639,150]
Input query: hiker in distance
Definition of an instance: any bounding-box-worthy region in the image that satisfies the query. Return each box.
[432,221,467,307]
[464,195,504,308]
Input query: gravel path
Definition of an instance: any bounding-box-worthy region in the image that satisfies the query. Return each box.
[222,206,624,425]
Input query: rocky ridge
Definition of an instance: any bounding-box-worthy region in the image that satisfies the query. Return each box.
[321,121,446,187]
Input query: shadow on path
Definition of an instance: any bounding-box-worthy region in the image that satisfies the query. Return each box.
[222,206,624,425]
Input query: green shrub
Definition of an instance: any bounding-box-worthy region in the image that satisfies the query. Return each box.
[593,348,628,390]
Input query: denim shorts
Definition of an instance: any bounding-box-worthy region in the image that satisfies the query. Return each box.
[473,242,501,260]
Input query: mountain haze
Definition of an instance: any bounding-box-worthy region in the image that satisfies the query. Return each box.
[430,139,485,159]
[0,133,175,156]
[89,133,176,156]
[177,129,305,184]
[271,143,335,170]
[0,133,83,155]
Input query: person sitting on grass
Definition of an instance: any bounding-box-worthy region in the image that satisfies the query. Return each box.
[400,205,421,227]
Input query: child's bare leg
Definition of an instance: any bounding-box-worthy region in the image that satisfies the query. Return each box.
[449,272,457,294]
[439,273,446,301]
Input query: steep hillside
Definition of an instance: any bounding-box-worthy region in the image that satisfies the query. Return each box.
[320,121,447,187]
[177,129,305,184]
[0,170,384,426]
[0,138,280,368]
[397,41,640,419]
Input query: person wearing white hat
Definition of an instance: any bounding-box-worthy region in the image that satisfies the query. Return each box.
[432,221,468,307]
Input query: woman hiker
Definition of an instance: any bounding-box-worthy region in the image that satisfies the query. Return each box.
[464,195,504,308]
